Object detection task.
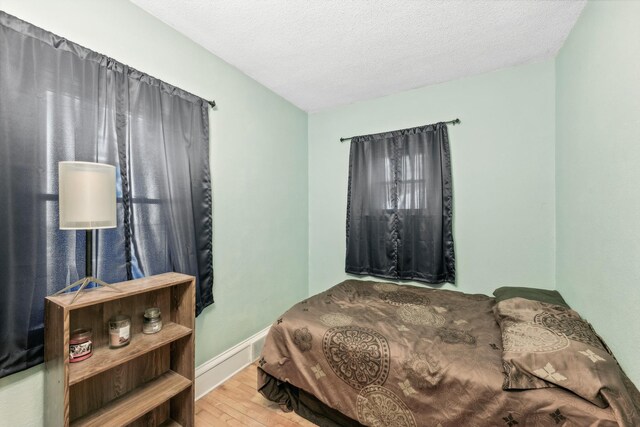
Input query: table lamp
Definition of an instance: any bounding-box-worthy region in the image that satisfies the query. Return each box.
[53,161,123,303]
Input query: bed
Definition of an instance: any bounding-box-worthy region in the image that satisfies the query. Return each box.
[257,280,640,426]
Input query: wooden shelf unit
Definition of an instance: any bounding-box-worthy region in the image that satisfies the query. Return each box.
[45,272,196,427]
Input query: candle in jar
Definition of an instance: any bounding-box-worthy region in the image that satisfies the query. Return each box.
[143,307,163,334]
[108,315,131,348]
[69,328,93,362]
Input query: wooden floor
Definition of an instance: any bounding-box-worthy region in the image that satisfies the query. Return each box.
[195,362,316,426]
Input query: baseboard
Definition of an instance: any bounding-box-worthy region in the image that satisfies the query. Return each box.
[194,325,271,400]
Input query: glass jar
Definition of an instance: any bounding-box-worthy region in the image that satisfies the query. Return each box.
[108,314,131,348]
[69,328,93,362]
[143,307,162,334]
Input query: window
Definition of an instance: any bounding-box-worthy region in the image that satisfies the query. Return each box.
[0,12,212,379]
[345,124,455,284]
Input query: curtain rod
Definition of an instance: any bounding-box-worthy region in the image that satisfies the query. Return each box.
[340,118,460,142]
[207,100,216,108]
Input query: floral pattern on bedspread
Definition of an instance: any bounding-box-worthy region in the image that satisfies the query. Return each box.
[259,280,633,426]
[494,297,640,426]
[322,326,390,390]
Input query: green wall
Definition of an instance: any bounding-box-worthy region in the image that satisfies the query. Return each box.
[308,60,557,296]
[0,0,309,425]
[555,0,640,386]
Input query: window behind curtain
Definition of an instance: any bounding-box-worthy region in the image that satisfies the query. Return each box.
[345,123,455,284]
[0,11,213,379]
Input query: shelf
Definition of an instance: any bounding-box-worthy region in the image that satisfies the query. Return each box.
[46,272,193,309]
[46,273,195,426]
[70,322,192,385]
[71,371,191,427]
[158,420,182,427]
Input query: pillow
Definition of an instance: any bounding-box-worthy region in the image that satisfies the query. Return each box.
[493,297,640,425]
[493,286,570,308]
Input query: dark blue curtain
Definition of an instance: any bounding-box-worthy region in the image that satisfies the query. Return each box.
[0,11,213,379]
[345,123,455,284]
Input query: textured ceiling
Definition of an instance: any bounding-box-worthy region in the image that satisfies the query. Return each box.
[131,0,586,112]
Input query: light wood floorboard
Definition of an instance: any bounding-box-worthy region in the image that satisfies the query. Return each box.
[196,362,316,426]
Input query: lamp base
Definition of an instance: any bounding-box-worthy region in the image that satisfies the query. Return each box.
[53,276,123,303]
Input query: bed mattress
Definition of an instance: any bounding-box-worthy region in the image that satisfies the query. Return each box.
[258,280,638,426]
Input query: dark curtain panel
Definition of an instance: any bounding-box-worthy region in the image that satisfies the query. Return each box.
[0,11,213,379]
[345,123,455,284]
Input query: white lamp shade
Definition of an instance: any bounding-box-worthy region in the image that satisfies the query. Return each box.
[59,161,117,230]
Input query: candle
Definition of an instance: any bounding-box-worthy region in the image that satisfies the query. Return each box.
[69,328,93,362]
[143,307,163,334]
[108,315,131,348]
